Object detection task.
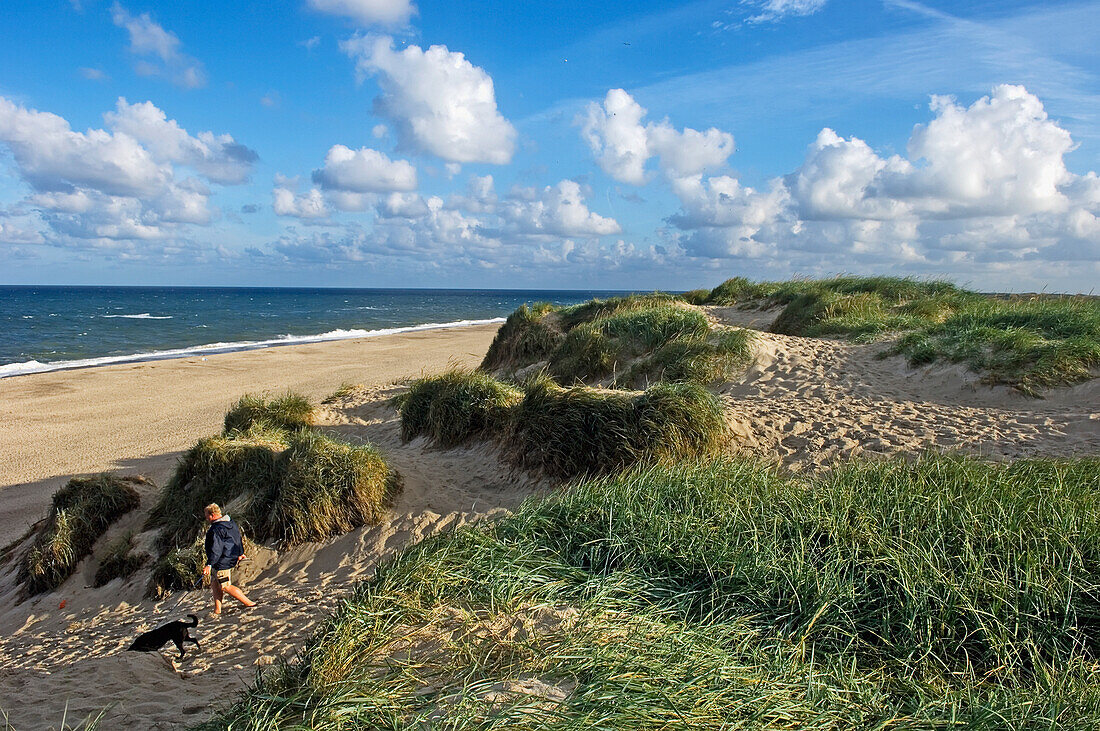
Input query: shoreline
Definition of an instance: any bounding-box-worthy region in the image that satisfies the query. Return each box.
[0,316,506,379]
[0,320,502,545]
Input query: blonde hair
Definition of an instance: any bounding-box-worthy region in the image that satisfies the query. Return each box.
[204,503,222,518]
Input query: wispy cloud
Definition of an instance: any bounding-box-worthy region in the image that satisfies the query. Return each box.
[742,0,828,24]
[110,3,206,89]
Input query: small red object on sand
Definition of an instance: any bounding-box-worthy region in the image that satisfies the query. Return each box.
[59,600,66,609]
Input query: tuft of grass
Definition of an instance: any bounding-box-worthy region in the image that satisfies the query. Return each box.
[485,295,746,389]
[149,539,205,595]
[146,422,290,557]
[679,288,711,305]
[504,375,728,479]
[146,419,400,596]
[394,369,523,447]
[322,383,363,404]
[254,430,400,546]
[92,532,149,588]
[619,328,753,387]
[17,475,142,596]
[481,303,565,371]
[223,391,314,433]
[200,455,1100,730]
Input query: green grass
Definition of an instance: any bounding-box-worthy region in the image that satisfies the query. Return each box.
[697,275,1099,391]
[481,303,565,371]
[322,383,363,404]
[393,369,523,447]
[396,372,729,480]
[224,391,315,433]
[504,376,728,479]
[17,475,142,596]
[482,295,752,388]
[92,532,148,588]
[197,455,1100,730]
[146,407,401,596]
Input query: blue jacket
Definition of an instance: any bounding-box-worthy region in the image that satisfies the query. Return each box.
[204,517,244,571]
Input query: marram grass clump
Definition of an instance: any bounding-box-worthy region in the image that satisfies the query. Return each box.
[481,302,564,371]
[18,474,142,595]
[504,376,728,479]
[147,422,291,556]
[394,369,523,447]
[482,294,752,388]
[146,404,400,596]
[200,455,1100,730]
[92,532,148,588]
[223,391,314,433]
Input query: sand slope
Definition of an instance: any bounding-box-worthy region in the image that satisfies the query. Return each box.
[0,384,548,730]
[0,316,1097,729]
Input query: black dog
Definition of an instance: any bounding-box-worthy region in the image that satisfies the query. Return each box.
[127,614,200,660]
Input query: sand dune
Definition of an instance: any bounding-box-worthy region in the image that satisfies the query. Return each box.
[0,316,1096,729]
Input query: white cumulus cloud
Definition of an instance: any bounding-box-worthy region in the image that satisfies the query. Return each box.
[0,96,255,244]
[105,98,258,184]
[581,89,734,184]
[501,180,622,238]
[341,35,517,165]
[667,85,1100,269]
[311,144,417,193]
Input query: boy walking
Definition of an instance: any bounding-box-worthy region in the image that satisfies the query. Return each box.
[202,503,257,615]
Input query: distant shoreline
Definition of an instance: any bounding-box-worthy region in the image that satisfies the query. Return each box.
[0,317,505,379]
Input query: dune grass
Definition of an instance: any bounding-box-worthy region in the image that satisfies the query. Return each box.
[223,391,314,433]
[482,295,752,388]
[699,275,1099,391]
[17,475,142,596]
[198,454,1100,730]
[481,303,564,371]
[394,369,523,447]
[504,376,728,479]
[322,383,363,404]
[146,403,400,595]
[92,532,148,588]
[395,371,729,480]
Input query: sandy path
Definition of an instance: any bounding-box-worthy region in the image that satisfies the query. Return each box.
[0,323,500,546]
[708,310,1100,468]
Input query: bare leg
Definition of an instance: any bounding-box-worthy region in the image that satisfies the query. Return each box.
[221,583,256,608]
[211,580,223,615]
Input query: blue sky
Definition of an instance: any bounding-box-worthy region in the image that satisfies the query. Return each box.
[0,0,1097,291]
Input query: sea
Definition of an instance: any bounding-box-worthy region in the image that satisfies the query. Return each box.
[0,286,630,378]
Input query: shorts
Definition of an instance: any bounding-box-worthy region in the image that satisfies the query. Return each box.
[214,569,232,586]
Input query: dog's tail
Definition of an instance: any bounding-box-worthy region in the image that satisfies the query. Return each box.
[185,614,198,626]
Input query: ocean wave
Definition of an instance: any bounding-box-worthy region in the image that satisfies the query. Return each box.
[100,313,173,319]
[0,317,505,378]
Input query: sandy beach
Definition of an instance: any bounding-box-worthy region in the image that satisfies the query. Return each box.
[0,322,500,546]
[0,314,1097,729]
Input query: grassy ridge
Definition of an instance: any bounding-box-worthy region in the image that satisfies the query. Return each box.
[395,370,729,479]
[146,392,400,595]
[199,455,1100,729]
[18,475,142,595]
[701,275,1099,392]
[481,295,752,387]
